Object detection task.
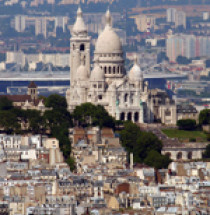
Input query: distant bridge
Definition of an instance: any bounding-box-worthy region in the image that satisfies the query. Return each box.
[0,71,186,81]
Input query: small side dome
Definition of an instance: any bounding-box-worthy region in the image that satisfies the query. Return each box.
[76,64,88,81]
[90,61,104,81]
[72,7,87,36]
[129,55,143,81]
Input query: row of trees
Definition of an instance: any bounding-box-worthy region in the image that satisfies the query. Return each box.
[177,109,210,131]
[177,119,197,130]
[0,95,180,169]
[0,96,117,170]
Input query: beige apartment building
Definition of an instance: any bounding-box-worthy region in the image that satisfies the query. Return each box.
[135,15,156,32]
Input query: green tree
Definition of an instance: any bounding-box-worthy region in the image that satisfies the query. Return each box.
[199,109,210,125]
[44,109,72,129]
[73,103,115,128]
[66,156,76,171]
[203,144,210,159]
[26,110,46,134]
[135,131,162,163]
[144,150,172,169]
[44,96,73,162]
[177,119,196,130]
[0,96,13,110]
[45,94,67,110]
[73,103,95,127]
[50,126,71,159]
[120,121,163,165]
[0,110,20,134]
[120,121,141,151]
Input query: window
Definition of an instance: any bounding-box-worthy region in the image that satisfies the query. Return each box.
[124,93,128,102]
[130,94,134,104]
[109,66,111,74]
[80,44,85,51]
[98,95,102,100]
[120,112,125,121]
[165,109,171,116]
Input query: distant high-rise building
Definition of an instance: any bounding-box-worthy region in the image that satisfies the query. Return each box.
[167,34,210,62]
[135,15,156,32]
[55,16,68,32]
[175,11,186,29]
[166,8,177,23]
[15,15,26,32]
[203,12,209,21]
[35,17,47,38]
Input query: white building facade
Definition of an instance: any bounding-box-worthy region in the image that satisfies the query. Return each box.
[66,8,175,124]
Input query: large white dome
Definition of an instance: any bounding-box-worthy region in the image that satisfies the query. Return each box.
[90,63,104,81]
[95,10,122,54]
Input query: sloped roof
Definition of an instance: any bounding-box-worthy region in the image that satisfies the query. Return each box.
[28,81,37,88]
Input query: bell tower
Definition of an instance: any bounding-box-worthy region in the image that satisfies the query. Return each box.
[28,81,38,101]
[70,7,91,85]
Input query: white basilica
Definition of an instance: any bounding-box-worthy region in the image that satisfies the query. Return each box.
[66,7,177,124]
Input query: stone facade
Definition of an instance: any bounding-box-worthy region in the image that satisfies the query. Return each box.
[66,8,176,124]
[162,143,208,161]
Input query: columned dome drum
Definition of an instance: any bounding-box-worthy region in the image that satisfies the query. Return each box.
[94,9,125,79]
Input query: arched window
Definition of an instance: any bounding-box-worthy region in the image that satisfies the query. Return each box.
[117,66,120,74]
[134,112,139,122]
[187,152,192,160]
[109,66,111,74]
[113,67,115,74]
[165,152,171,158]
[120,112,125,121]
[124,93,128,102]
[104,67,107,74]
[177,152,182,160]
[130,94,134,104]
[80,44,85,51]
[127,112,132,121]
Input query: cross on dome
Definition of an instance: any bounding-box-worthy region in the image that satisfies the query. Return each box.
[105,9,112,27]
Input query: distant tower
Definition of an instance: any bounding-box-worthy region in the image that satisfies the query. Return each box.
[28,81,38,100]
[70,7,91,84]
